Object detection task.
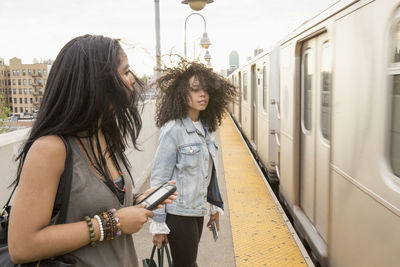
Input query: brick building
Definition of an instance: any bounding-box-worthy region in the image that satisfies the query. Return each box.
[0,57,50,117]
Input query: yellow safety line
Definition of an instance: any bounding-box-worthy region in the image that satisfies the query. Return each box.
[220,116,307,267]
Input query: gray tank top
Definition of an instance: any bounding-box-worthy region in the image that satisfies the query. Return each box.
[64,138,138,267]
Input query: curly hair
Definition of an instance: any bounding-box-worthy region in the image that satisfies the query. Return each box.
[155,60,237,132]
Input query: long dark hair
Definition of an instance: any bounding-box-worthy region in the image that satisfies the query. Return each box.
[155,60,237,131]
[14,34,143,188]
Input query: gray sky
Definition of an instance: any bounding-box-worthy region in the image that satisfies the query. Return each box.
[0,0,338,76]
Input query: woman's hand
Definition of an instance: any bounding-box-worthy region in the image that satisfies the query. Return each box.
[153,234,168,249]
[136,180,178,209]
[207,212,220,231]
[116,205,154,234]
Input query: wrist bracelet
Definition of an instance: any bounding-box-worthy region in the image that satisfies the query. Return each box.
[107,210,115,240]
[109,208,122,237]
[94,215,104,242]
[84,216,96,247]
[101,211,112,240]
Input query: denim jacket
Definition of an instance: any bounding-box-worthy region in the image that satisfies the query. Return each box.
[150,117,224,223]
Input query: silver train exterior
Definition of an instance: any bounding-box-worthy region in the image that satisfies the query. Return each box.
[228,0,400,266]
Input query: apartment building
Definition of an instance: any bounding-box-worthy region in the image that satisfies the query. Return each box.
[0,57,50,116]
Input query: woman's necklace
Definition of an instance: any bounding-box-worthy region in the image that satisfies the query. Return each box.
[77,138,126,203]
[113,172,127,193]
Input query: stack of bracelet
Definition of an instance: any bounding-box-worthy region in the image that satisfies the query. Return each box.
[83,208,122,247]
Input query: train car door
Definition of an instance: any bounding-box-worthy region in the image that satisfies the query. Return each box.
[230,76,235,113]
[269,46,280,179]
[251,64,257,146]
[238,72,242,125]
[299,32,331,242]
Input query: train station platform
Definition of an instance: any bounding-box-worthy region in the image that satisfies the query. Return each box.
[134,115,313,267]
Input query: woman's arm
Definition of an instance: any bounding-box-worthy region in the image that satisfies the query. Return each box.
[8,136,153,263]
[8,135,88,262]
[149,128,178,248]
[150,128,177,222]
[150,129,177,189]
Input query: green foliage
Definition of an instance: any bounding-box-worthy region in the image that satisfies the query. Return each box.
[0,92,10,133]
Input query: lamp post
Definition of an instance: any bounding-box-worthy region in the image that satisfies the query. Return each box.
[181,0,214,11]
[193,37,201,60]
[184,13,211,59]
[154,0,161,79]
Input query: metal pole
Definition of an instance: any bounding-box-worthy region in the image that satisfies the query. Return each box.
[184,12,207,59]
[193,37,201,60]
[154,0,161,79]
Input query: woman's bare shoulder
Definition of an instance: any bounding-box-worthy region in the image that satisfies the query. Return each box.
[28,135,67,163]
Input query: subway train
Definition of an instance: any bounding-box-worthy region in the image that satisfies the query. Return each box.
[227,0,400,266]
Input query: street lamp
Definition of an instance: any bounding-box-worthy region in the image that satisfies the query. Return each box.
[184,13,211,59]
[199,32,211,49]
[181,0,214,11]
[204,50,211,62]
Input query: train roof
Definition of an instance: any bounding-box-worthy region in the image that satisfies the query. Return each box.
[229,0,359,77]
[279,0,357,45]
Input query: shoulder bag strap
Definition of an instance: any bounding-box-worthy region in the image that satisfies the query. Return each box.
[157,244,164,267]
[150,245,156,261]
[53,136,73,224]
[0,184,17,217]
[1,136,73,223]
[163,241,173,267]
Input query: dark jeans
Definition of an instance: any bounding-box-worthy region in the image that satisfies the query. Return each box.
[166,213,204,267]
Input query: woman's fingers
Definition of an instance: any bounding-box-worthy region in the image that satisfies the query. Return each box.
[152,234,166,249]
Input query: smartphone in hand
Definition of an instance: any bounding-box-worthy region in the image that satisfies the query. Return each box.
[138,182,176,210]
[211,221,218,242]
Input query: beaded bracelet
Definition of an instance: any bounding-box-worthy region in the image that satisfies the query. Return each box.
[109,208,122,237]
[83,216,96,247]
[94,215,104,242]
[107,210,115,240]
[101,211,112,241]
[99,213,107,240]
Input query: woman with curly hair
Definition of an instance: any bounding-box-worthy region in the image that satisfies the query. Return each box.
[150,61,237,267]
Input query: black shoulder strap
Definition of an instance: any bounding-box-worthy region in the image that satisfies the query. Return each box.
[52,136,73,224]
[1,184,17,215]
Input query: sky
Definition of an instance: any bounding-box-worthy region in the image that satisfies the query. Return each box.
[0,0,338,76]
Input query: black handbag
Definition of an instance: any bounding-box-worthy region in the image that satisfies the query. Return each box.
[142,241,173,267]
[0,136,76,266]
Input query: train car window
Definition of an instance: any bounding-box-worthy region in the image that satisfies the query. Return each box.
[243,71,248,101]
[302,50,313,131]
[238,72,242,99]
[394,21,400,62]
[391,74,400,177]
[263,66,267,111]
[391,21,400,177]
[321,42,331,140]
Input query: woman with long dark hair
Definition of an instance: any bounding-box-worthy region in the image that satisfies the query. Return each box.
[150,61,237,267]
[7,34,176,266]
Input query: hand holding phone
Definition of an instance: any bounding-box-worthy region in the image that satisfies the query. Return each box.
[210,221,218,242]
[138,182,177,210]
